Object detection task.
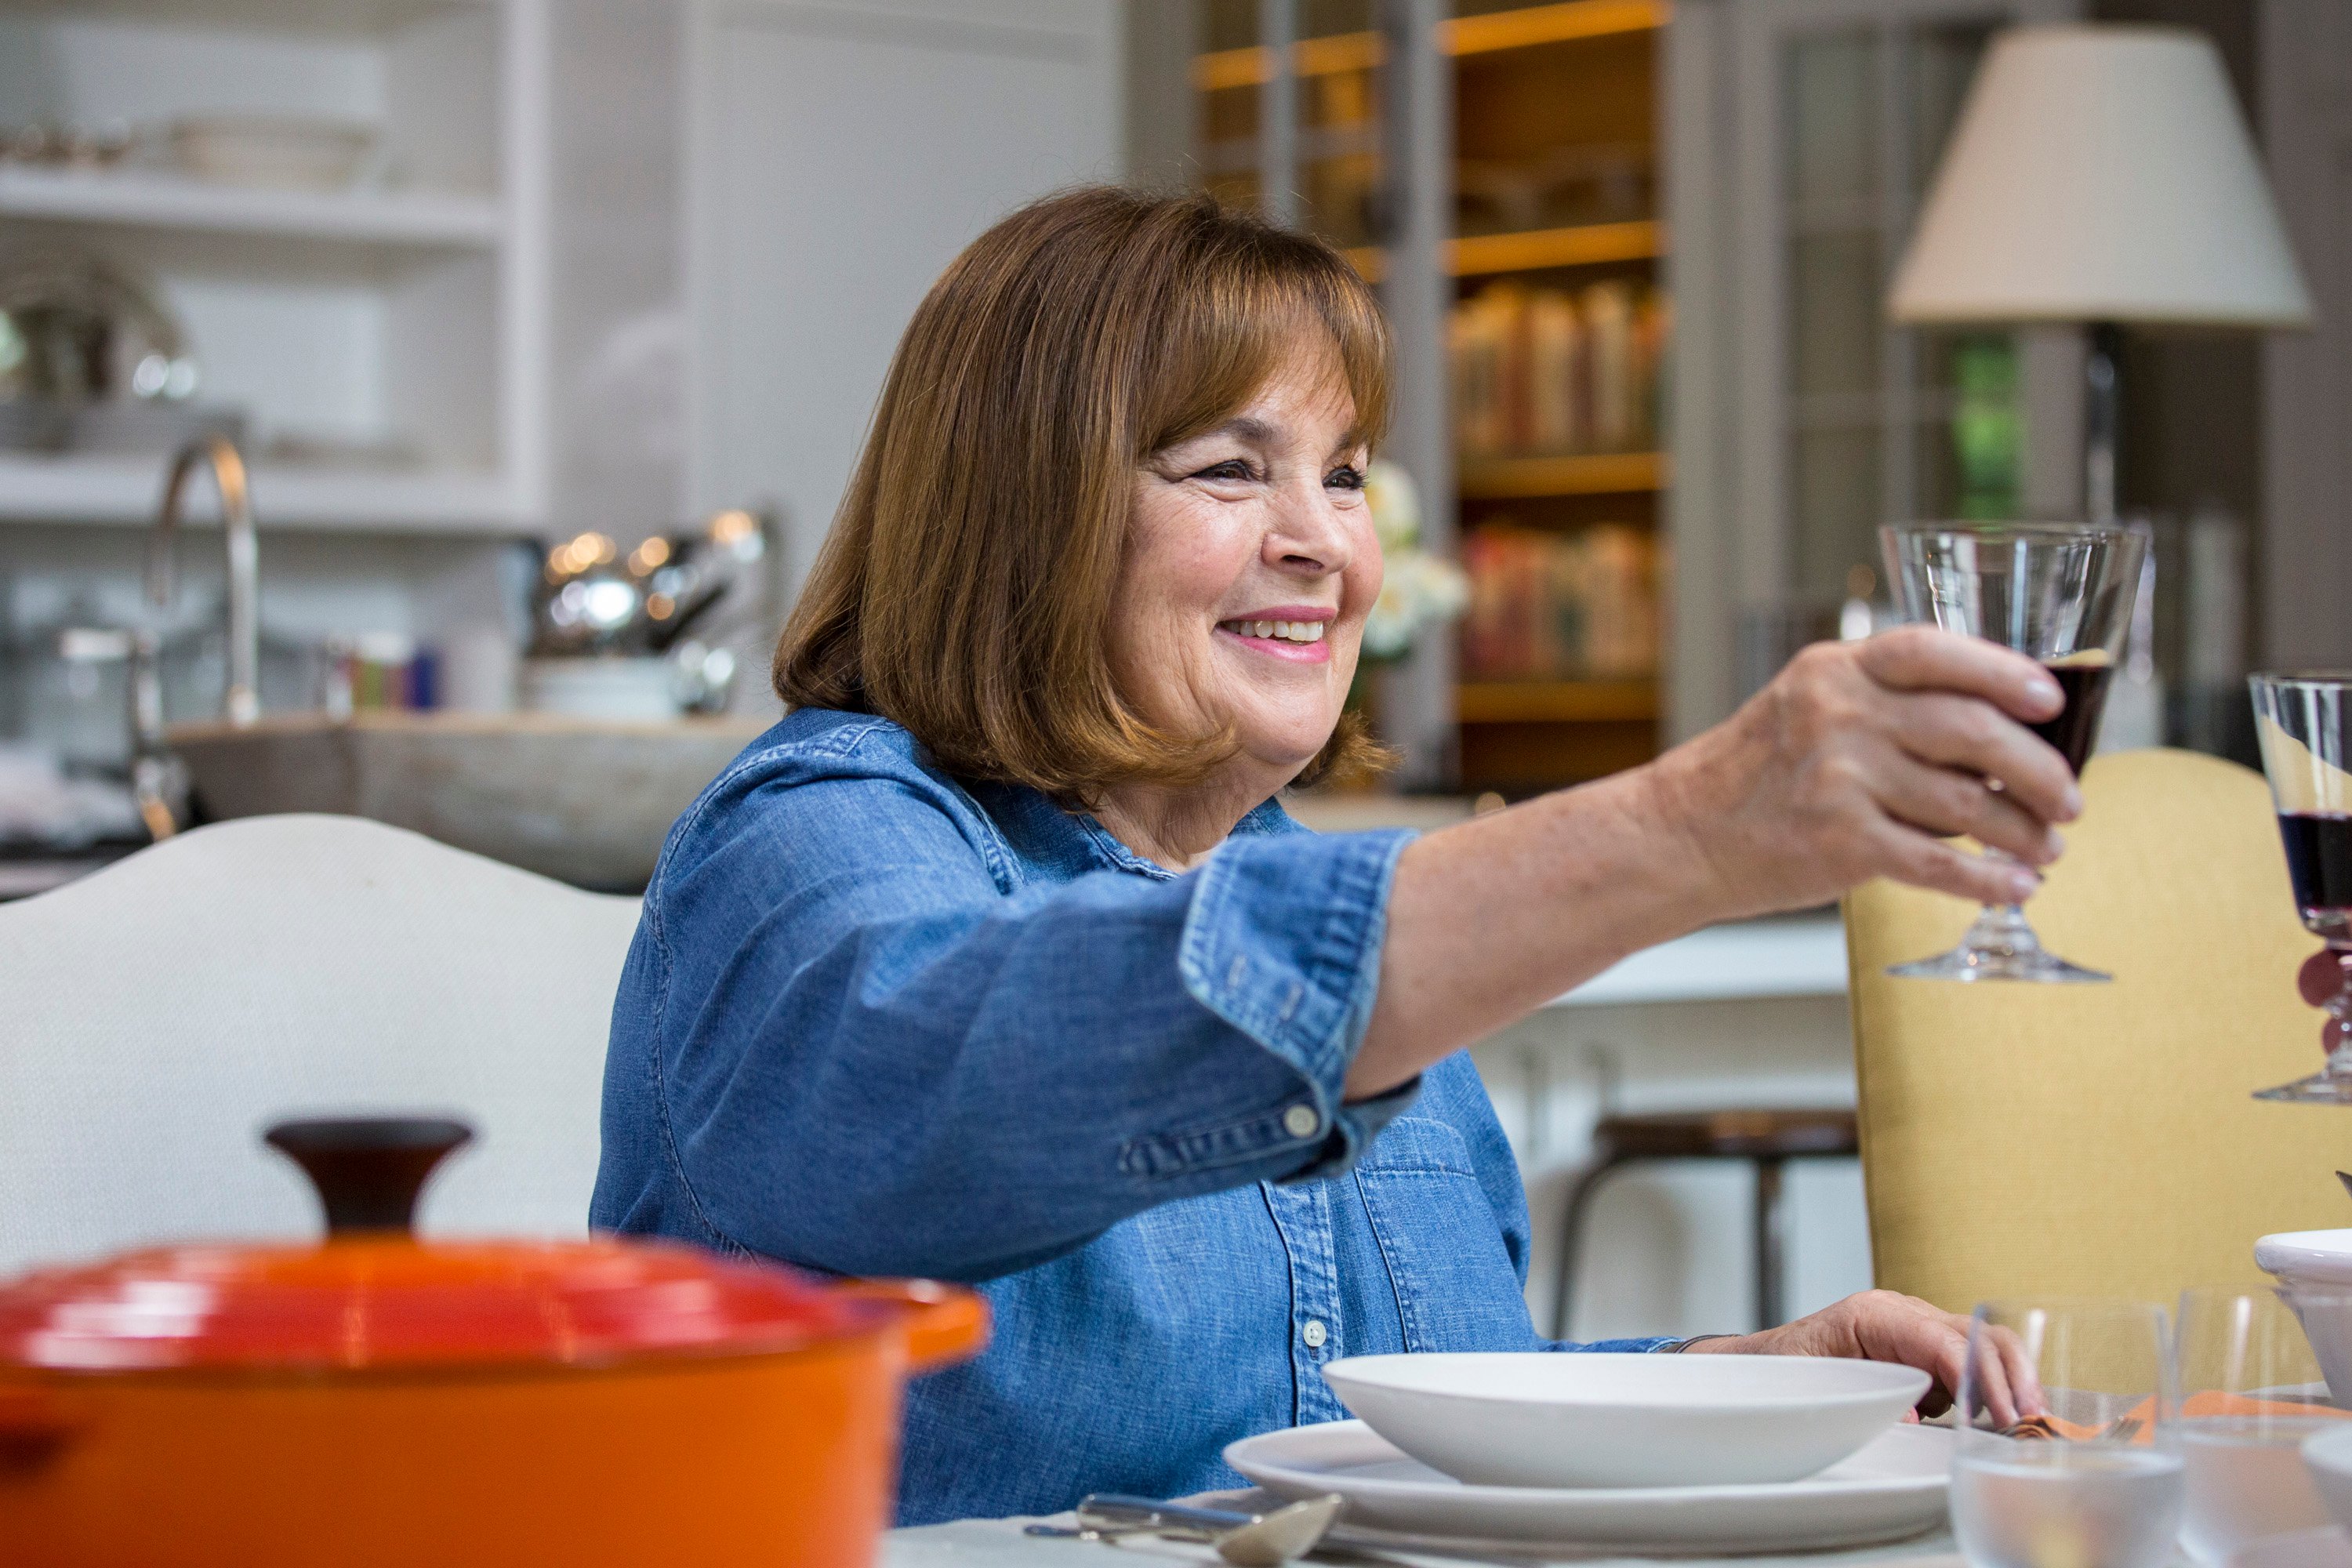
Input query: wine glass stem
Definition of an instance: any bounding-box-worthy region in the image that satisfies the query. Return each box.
[2325,947,2352,1074]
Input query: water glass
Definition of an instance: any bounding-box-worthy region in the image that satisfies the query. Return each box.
[2174,1287,2348,1563]
[1952,1299,2182,1568]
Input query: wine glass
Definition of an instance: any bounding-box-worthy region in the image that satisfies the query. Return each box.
[1879,522,2149,982]
[2174,1287,2347,1563]
[1951,1298,2180,1568]
[2249,673,2352,1102]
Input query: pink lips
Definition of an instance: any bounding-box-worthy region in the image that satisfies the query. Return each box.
[1215,607,1336,666]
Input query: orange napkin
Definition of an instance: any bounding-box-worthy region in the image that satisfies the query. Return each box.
[2005,1392,2343,1442]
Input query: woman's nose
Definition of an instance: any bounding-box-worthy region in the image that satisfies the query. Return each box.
[1264,474,1354,575]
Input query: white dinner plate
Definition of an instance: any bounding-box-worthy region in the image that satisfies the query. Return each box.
[1223,1419,1952,1553]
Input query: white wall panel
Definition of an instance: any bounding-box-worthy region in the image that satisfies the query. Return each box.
[687,0,1121,588]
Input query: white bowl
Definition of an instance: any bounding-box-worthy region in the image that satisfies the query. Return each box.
[519,657,681,721]
[2257,1232,2352,1403]
[2259,1232,2352,1291]
[1319,1352,1929,1490]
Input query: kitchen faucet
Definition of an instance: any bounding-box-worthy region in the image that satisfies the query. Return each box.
[128,436,258,839]
[147,434,260,728]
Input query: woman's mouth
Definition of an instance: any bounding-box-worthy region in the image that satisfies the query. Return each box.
[1215,615,1333,663]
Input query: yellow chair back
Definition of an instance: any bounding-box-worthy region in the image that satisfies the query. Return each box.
[1845,747,2352,1312]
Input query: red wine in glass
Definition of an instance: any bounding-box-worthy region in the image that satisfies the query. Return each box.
[2278,812,2352,944]
[2031,652,2116,778]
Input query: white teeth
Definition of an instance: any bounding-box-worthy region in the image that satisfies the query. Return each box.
[1223,618,1328,643]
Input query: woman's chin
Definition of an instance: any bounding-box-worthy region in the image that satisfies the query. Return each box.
[1233,720,1342,779]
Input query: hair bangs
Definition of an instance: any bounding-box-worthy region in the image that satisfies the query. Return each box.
[1134,229,1392,463]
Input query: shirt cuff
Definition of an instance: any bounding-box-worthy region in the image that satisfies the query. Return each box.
[1175,826,1415,1176]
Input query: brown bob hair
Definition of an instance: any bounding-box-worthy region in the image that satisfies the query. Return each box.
[772,186,1392,801]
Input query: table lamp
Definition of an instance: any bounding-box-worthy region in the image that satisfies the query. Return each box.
[1886,23,2312,525]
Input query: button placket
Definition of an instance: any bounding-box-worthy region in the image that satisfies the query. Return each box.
[1260,1178,1348,1423]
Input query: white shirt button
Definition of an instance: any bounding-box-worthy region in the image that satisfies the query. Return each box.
[1283,1105,1320,1139]
[1301,1319,1328,1349]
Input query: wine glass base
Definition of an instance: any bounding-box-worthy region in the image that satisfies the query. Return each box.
[1886,945,2111,983]
[2252,1072,2352,1105]
[1886,901,2110,983]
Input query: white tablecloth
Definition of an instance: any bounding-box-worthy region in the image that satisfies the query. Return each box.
[883,1515,1963,1567]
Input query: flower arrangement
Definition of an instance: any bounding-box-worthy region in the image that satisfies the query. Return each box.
[1360,459,1469,662]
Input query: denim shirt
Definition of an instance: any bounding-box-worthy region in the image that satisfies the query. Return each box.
[592,707,1668,1524]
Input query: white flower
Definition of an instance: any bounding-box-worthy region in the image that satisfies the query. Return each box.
[1363,547,1469,662]
[1364,459,1423,554]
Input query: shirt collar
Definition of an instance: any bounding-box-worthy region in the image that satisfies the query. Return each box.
[971,783,1305,883]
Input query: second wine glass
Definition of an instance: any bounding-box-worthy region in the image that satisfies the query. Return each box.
[1879,522,2147,982]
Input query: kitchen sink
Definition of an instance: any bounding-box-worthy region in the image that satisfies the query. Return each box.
[168,711,770,890]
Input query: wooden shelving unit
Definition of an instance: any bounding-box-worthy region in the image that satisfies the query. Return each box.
[1343,217,1662,283]
[1456,678,1657,724]
[1191,0,1667,91]
[1192,0,1667,793]
[1457,450,1667,500]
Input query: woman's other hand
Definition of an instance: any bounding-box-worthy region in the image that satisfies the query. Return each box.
[1645,626,2082,916]
[1682,1288,2045,1423]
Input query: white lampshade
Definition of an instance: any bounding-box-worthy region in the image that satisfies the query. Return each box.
[1888,24,2311,328]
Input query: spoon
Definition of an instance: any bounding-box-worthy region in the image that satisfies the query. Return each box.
[1023,1492,1345,1564]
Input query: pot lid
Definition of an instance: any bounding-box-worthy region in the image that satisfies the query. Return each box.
[0,1118,880,1374]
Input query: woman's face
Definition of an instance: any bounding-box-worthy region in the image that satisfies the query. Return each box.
[1111,349,1381,781]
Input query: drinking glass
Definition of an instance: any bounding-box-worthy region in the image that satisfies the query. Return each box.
[2249,673,2352,1102]
[2174,1287,2348,1563]
[1880,522,2149,982]
[1951,1298,2181,1568]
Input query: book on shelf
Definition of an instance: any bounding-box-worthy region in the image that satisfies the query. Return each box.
[1460,521,1661,684]
[1450,279,1669,460]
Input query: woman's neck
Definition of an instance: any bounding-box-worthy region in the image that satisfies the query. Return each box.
[1091,764,1289,872]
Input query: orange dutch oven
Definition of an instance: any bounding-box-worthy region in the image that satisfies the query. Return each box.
[0,1117,987,1568]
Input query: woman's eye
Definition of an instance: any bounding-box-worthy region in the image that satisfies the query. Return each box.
[1190,459,1256,484]
[1326,464,1367,492]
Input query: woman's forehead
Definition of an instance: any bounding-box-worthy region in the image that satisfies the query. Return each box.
[1200,359,1361,445]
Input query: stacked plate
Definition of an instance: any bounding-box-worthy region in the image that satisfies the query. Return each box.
[1225,1352,1947,1555]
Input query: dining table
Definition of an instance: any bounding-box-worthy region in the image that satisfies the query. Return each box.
[884,1494,1968,1567]
[883,1519,1965,1566]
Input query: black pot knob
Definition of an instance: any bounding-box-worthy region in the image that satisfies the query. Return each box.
[263,1116,474,1237]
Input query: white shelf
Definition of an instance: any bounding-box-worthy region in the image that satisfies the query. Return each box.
[1549,916,1849,1007]
[0,453,528,532]
[0,0,492,35]
[0,169,501,249]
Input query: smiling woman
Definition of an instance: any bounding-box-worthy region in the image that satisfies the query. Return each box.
[775,189,1388,812]
[594,187,2089,1526]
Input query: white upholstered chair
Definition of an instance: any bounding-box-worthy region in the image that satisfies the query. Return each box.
[0,814,641,1276]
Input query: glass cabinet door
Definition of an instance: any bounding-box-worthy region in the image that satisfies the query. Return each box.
[1783,17,2017,606]
[1671,0,2078,733]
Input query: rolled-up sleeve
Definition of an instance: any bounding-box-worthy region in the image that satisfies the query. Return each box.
[606,735,1419,1283]
[1176,830,1418,1180]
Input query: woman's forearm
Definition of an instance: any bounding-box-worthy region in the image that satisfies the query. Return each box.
[1346,629,2082,1100]
[1349,765,1722,1098]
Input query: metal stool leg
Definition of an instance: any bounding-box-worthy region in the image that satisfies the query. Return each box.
[1550,1152,1627,1341]
[1753,1156,1788,1330]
